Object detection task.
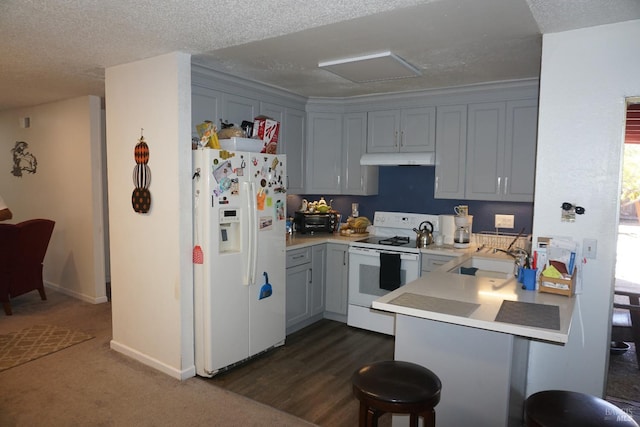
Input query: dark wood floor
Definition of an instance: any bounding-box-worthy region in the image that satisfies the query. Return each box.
[204,319,394,426]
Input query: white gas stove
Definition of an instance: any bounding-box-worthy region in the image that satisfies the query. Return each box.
[347,212,440,335]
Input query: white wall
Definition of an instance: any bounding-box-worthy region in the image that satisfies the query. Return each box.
[0,96,107,303]
[105,52,195,379]
[528,20,640,396]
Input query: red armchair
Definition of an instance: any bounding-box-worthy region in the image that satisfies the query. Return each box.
[0,219,55,315]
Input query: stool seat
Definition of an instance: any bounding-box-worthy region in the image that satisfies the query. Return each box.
[525,390,639,427]
[352,360,441,427]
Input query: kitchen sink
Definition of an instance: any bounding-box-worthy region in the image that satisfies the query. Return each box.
[448,256,515,279]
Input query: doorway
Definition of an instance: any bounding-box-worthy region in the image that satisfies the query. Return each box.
[607,100,640,404]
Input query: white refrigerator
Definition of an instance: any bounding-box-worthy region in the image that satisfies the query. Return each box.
[192,148,287,377]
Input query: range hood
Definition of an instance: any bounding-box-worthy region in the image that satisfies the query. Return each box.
[360,152,435,166]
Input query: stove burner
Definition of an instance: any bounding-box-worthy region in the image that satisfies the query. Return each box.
[378,236,411,246]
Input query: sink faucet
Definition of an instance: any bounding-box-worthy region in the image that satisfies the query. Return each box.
[493,247,530,276]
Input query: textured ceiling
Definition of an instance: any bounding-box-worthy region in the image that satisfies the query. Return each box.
[0,0,639,111]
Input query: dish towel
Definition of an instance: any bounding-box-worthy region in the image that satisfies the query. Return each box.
[379,252,401,291]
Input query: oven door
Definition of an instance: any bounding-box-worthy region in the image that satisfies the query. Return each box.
[348,246,420,308]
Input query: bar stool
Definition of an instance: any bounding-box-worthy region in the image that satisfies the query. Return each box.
[525,390,639,427]
[352,360,441,427]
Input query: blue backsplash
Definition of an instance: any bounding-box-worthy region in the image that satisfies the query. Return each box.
[286,166,533,234]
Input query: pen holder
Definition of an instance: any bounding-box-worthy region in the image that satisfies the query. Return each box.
[521,268,537,291]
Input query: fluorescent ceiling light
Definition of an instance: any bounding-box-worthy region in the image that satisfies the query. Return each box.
[319,51,421,83]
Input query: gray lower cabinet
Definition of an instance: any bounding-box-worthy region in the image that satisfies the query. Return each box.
[324,243,349,320]
[286,245,326,334]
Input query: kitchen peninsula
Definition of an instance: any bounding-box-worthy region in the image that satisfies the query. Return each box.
[372,252,575,427]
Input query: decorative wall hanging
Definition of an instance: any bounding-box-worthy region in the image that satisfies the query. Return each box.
[132,130,151,214]
[11,141,37,177]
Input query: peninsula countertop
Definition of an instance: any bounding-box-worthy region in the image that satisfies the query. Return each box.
[372,252,576,344]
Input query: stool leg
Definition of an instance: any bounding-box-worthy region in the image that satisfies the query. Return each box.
[422,409,436,427]
[367,407,382,427]
[359,402,368,427]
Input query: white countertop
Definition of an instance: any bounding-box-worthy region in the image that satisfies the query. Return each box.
[372,252,575,344]
[286,232,365,249]
[286,232,476,256]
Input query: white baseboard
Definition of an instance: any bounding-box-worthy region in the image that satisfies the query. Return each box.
[110,339,196,380]
[45,282,108,304]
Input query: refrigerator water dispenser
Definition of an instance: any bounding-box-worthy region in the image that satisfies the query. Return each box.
[219,209,240,253]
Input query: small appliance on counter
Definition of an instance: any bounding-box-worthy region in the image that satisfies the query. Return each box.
[294,197,339,234]
[453,205,473,248]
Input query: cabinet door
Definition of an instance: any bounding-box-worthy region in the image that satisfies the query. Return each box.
[400,107,436,152]
[435,105,467,199]
[286,263,311,329]
[283,108,306,194]
[343,112,379,195]
[223,93,259,126]
[325,243,349,315]
[504,99,537,202]
[311,245,326,316]
[367,110,400,153]
[466,102,506,201]
[306,112,342,194]
[192,87,222,139]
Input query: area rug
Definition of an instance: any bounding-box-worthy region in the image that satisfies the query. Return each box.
[0,325,94,372]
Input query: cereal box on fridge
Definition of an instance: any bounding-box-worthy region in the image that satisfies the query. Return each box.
[252,116,280,154]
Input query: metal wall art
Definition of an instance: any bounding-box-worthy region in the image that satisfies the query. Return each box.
[11,141,37,177]
[132,130,151,213]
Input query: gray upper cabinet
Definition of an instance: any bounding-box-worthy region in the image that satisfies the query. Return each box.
[306,112,343,194]
[367,107,436,153]
[466,102,507,201]
[283,108,305,194]
[435,105,467,199]
[223,93,259,126]
[503,99,538,202]
[465,100,537,201]
[435,98,537,202]
[306,111,378,195]
[192,87,222,138]
[342,112,378,195]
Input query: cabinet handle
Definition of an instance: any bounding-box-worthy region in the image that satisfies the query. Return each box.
[400,130,404,147]
[394,131,398,147]
[497,176,501,194]
[435,176,439,193]
[504,176,508,195]
[343,251,346,266]
[292,254,305,259]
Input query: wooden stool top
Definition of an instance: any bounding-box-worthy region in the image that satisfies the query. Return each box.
[525,390,638,427]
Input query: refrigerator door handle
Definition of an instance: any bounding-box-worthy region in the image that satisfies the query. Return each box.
[242,181,252,285]
[247,181,259,285]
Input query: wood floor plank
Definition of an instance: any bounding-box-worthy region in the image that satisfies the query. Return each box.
[203,319,394,426]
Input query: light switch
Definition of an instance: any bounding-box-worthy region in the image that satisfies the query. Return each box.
[583,238,597,259]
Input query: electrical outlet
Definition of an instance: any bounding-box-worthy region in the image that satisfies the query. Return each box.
[583,238,597,259]
[495,214,515,229]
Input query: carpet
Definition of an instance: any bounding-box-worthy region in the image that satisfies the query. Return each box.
[0,324,94,372]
